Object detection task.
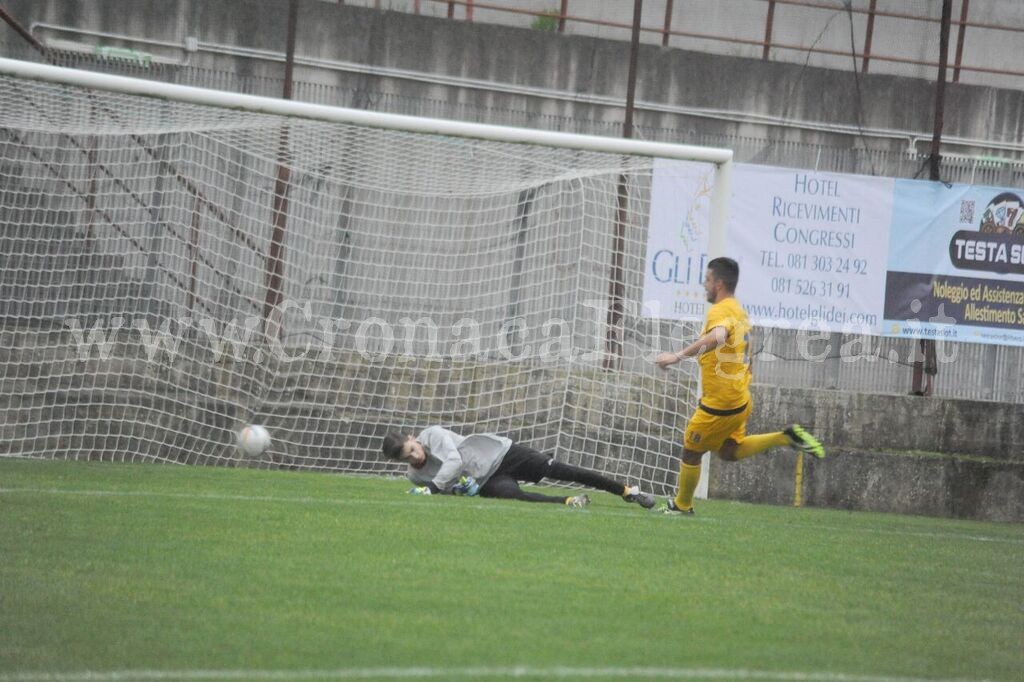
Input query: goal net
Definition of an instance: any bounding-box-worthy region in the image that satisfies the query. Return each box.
[0,59,731,496]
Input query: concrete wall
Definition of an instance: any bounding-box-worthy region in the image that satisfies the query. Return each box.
[727,388,1024,523]
[3,0,1024,160]
[335,0,1024,90]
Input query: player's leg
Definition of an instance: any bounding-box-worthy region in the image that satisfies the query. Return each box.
[478,473,573,504]
[666,446,705,514]
[666,408,722,513]
[499,444,654,507]
[717,403,785,461]
[716,403,825,460]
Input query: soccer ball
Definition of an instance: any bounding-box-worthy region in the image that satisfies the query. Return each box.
[237,424,271,456]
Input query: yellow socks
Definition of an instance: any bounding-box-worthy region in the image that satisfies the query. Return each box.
[735,432,789,460]
[674,462,702,512]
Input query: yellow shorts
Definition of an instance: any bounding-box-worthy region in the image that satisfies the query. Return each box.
[683,401,752,453]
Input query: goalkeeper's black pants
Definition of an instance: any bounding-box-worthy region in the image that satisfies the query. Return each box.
[477,443,626,504]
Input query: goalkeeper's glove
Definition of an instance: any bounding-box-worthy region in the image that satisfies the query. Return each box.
[452,475,480,497]
[407,486,432,495]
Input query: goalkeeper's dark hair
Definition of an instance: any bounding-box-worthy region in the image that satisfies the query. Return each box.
[707,257,739,292]
[381,431,407,460]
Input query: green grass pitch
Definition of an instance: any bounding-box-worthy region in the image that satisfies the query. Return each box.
[1,459,1022,681]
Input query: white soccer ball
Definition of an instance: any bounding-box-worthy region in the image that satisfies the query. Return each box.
[237,424,271,456]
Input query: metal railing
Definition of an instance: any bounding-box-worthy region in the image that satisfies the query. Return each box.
[334,0,1024,86]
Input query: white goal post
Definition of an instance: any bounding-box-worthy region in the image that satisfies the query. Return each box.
[0,57,732,497]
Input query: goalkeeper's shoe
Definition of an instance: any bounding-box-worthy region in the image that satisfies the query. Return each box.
[661,499,695,515]
[622,485,656,509]
[784,424,826,459]
[565,494,591,508]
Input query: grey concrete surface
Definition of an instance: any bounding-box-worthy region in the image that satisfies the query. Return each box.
[2,0,1023,155]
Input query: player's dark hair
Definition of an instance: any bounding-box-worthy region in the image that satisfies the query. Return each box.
[381,431,408,460]
[707,257,739,292]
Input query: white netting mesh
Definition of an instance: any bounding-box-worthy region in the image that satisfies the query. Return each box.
[0,67,710,494]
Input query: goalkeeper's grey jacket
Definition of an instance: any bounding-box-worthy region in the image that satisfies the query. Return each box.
[406,426,512,493]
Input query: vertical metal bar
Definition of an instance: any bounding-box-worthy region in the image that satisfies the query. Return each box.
[662,0,674,47]
[447,1,455,19]
[558,0,569,34]
[914,0,953,396]
[187,196,201,315]
[762,0,776,61]
[413,0,421,14]
[929,0,953,182]
[84,132,99,250]
[622,0,642,140]
[465,0,473,22]
[263,0,298,334]
[862,0,877,73]
[953,0,970,83]
[603,176,629,371]
[793,452,804,507]
[505,188,537,358]
[603,0,643,370]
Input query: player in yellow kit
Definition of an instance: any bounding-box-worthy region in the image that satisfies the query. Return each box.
[655,257,825,514]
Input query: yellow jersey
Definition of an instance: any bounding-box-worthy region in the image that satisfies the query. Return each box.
[697,297,752,411]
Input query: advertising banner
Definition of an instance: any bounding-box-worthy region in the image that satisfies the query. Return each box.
[643,160,1024,348]
[641,158,717,321]
[723,164,894,334]
[883,181,1024,347]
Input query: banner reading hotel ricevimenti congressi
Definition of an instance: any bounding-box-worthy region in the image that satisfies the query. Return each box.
[884,180,1024,347]
[642,161,1024,348]
[725,164,894,336]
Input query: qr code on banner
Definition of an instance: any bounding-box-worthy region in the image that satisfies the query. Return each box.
[960,200,975,223]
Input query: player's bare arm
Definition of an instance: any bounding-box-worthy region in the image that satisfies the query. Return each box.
[655,325,728,368]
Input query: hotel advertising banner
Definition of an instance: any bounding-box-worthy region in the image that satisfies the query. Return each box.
[726,164,894,335]
[642,162,1024,347]
[641,158,717,321]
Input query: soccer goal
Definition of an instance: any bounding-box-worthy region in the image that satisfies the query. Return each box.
[0,57,732,497]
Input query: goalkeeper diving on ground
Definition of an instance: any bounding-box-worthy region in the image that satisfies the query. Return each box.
[381,426,656,509]
[655,257,826,514]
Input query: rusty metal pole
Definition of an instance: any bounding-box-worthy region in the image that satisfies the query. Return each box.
[0,5,46,53]
[929,0,952,183]
[622,0,642,140]
[952,0,970,83]
[913,0,952,397]
[558,0,569,34]
[762,0,776,61]
[264,0,298,336]
[603,0,643,371]
[188,196,202,315]
[662,0,673,48]
[861,0,877,73]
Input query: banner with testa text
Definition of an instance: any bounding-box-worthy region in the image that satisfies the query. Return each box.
[883,181,1024,347]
